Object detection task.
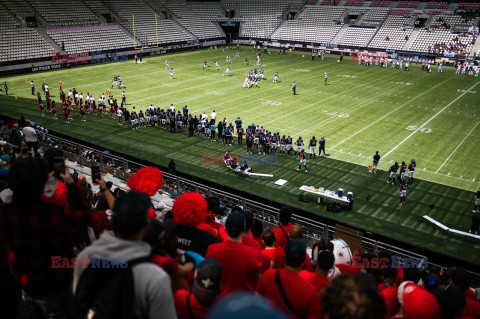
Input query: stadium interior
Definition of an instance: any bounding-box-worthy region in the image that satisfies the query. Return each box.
[0,0,480,318]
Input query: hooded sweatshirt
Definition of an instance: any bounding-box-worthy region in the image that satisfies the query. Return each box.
[73,232,177,319]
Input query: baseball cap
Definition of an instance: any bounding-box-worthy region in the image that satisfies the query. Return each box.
[192,258,222,304]
[207,292,287,319]
[225,211,245,236]
[284,239,306,268]
[401,284,441,319]
[0,154,10,163]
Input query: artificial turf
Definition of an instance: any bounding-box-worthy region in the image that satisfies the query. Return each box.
[1,46,479,264]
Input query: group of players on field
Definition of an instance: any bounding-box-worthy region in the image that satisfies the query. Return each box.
[369,151,416,206]
[36,80,127,124]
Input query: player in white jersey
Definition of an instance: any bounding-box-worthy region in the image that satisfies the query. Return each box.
[235,52,240,59]
[215,61,220,70]
[118,76,123,88]
[226,55,231,64]
[273,71,279,83]
[223,67,230,76]
[256,55,261,66]
[117,109,123,125]
[456,63,462,74]
[462,64,466,74]
[438,62,443,72]
[165,59,169,70]
[169,68,174,79]
[475,65,479,77]
[243,75,250,88]
[405,61,409,71]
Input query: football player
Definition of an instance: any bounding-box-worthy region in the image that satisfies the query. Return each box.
[246,132,254,156]
[408,159,416,183]
[286,135,293,156]
[279,135,286,155]
[399,178,409,206]
[309,136,317,159]
[387,162,399,185]
[294,136,304,156]
[297,149,307,172]
[223,67,230,77]
[399,161,407,181]
[273,71,279,83]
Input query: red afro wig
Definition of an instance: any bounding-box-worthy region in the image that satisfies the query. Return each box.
[172,192,207,227]
[127,167,163,196]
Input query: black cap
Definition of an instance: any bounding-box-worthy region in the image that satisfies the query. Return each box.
[225,211,245,237]
[192,258,222,304]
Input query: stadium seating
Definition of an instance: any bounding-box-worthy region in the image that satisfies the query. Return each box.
[336,27,377,46]
[424,2,437,9]
[162,2,225,40]
[83,0,111,15]
[47,26,133,53]
[408,15,476,55]
[273,5,345,44]
[105,0,195,46]
[1,0,35,20]
[27,0,100,28]
[233,0,302,39]
[0,8,55,62]
[437,2,449,9]
[457,2,480,10]
[368,15,413,50]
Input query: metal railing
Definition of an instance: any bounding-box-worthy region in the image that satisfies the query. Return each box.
[35,131,480,286]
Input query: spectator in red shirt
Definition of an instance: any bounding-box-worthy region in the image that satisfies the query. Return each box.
[271,226,312,271]
[174,258,222,319]
[241,209,261,252]
[0,157,91,318]
[320,274,387,319]
[261,230,277,273]
[205,211,261,296]
[256,239,321,319]
[300,250,334,294]
[251,218,266,250]
[205,197,222,231]
[271,205,295,248]
[450,267,480,318]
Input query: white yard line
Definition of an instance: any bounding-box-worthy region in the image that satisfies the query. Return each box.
[383,80,480,159]
[293,73,428,137]
[190,63,358,114]
[435,119,480,173]
[261,72,394,126]
[331,77,453,150]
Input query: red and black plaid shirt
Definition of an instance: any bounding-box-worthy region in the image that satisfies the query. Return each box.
[0,185,91,295]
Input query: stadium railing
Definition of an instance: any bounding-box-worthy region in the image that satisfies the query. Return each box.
[31,130,480,286]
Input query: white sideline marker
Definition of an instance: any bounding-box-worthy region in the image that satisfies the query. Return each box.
[435,119,480,173]
[383,80,480,159]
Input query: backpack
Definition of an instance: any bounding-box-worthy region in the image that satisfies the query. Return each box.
[72,256,151,319]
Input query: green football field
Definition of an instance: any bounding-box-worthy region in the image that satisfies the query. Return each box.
[1,47,480,264]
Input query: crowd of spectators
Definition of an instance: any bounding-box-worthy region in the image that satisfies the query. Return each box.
[1,116,480,319]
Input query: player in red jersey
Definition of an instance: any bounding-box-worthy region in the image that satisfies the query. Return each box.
[297,149,307,172]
